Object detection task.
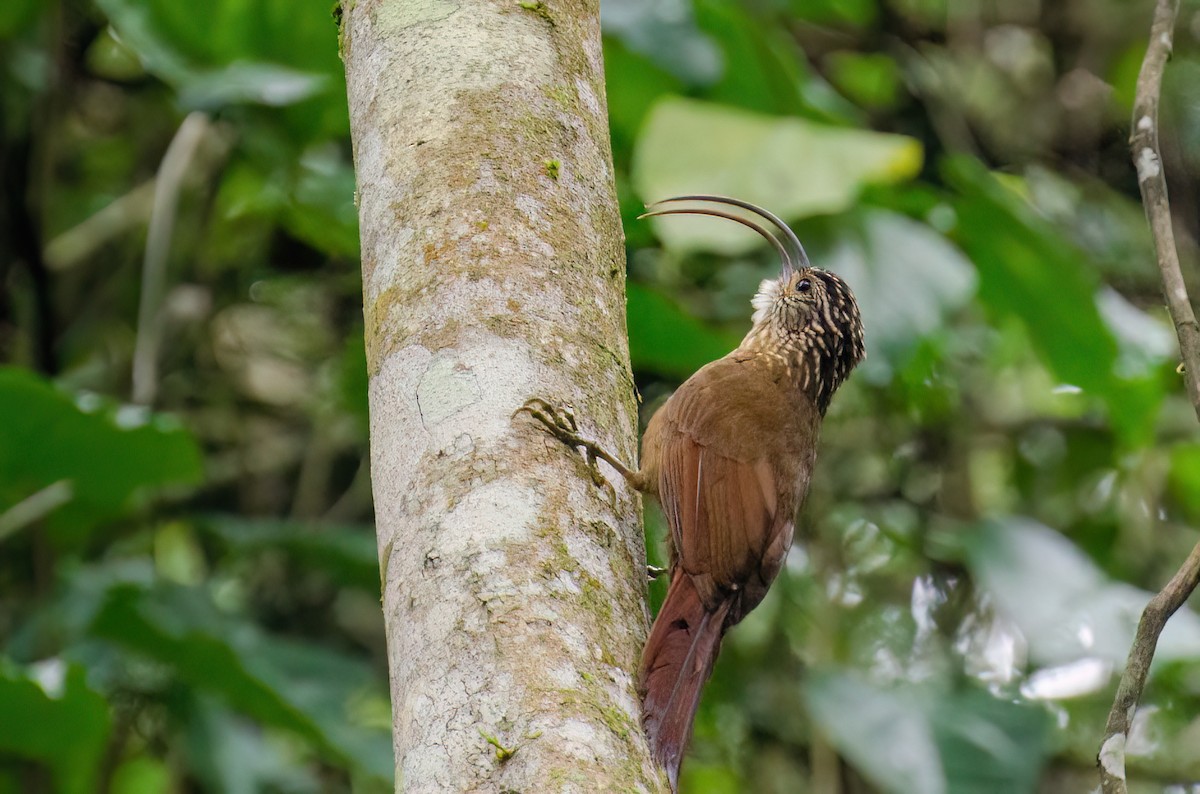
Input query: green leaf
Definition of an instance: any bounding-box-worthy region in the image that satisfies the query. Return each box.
[805,672,945,794]
[601,0,721,86]
[87,580,392,782]
[197,516,380,593]
[85,26,147,81]
[95,0,348,139]
[90,0,192,82]
[1096,287,1176,382]
[0,0,42,38]
[94,0,343,79]
[213,144,358,259]
[626,283,741,378]
[632,97,922,254]
[284,145,360,257]
[964,517,1200,667]
[0,661,110,794]
[944,157,1162,444]
[693,0,860,121]
[184,695,322,794]
[787,0,877,27]
[1016,167,1156,281]
[0,368,203,544]
[110,757,171,794]
[825,51,902,109]
[177,62,330,109]
[1168,443,1200,522]
[602,38,684,156]
[824,210,976,377]
[806,672,1053,794]
[926,688,1052,794]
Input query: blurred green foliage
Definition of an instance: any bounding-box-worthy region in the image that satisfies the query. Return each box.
[2,0,1200,791]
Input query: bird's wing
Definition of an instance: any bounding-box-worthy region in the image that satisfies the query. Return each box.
[650,353,818,610]
[658,434,778,605]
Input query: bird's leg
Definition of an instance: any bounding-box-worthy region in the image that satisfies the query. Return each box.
[515,398,646,498]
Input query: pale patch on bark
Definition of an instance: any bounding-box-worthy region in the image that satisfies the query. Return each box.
[1099,733,1127,781]
[1136,147,1161,181]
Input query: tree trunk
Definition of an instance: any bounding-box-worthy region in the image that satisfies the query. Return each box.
[341,1,666,791]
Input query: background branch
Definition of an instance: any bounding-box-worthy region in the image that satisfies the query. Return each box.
[44,179,156,272]
[1099,0,1200,791]
[131,111,212,407]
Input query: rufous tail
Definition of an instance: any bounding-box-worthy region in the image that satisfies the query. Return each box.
[638,573,732,791]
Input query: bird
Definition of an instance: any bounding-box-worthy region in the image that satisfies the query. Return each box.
[517,195,865,790]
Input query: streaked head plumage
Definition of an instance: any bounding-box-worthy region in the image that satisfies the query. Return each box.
[642,195,865,413]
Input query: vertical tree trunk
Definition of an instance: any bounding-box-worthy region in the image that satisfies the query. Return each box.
[341,1,666,790]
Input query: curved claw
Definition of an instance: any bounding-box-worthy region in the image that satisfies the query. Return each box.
[515,398,581,440]
[516,397,619,507]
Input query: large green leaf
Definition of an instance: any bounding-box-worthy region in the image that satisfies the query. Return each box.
[601,0,721,87]
[0,0,40,38]
[944,157,1163,444]
[632,97,922,254]
[824,210,976,377]
[806,672,1052,794]
[94,0,346,139]
[806,672,945,794]
[84,578,392,782]
[926,687,1052,794]
[603,38,684,157]
[94,0,342,81]
[176,62,330,109]
[0,661,110,794]
[0,368,202,544]
[626,283,742,379]
[184,695,322,794]
[197,516,380,593]
[965,517,1200,667]
[692,0,861,121]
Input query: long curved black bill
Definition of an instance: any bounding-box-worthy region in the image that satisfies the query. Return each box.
[639,195,810,279]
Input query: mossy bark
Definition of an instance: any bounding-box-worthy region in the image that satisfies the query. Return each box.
[341,0,667,790]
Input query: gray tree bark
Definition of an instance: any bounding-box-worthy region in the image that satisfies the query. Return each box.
[341,1,667,791]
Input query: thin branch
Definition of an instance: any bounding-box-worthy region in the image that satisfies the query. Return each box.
[0,480,74,543]
[44,179,157,272]
[1099,1,1200,791]
[1129,0,1200,419]
[131,112,211,406]
[1100,544,1200,792]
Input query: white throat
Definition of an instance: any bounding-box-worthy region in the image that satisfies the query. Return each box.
[750,277,782,325]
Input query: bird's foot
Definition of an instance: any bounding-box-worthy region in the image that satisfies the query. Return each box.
[515,398,621,502]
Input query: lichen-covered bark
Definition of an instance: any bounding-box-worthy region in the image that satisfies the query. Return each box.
[341,1,666,791]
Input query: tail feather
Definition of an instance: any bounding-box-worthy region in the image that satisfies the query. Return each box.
[639,574,731,791]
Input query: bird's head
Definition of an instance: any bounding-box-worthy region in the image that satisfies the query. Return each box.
[641,195,865,413]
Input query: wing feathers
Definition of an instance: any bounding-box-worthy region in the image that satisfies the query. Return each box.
[657,434,783,605]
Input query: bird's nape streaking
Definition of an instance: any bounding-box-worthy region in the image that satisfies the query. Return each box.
[516,195,864,791]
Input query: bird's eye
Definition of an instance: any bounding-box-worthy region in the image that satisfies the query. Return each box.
[797,278,812,293]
